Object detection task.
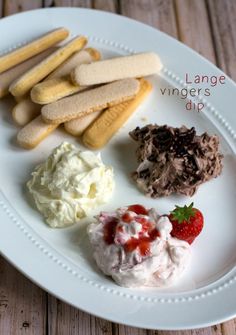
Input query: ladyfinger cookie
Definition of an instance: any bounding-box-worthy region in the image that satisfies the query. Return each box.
[14,95,27,102]
[31,77,86,105]
[41,78,140,124]
[82,78,152,149]
[14,49,98,125]
[0,47,56,99]
[17,115,58,149]
[31,48,101,104]
[12,98,41,126]
[9,36,87,97]
[47,48,101,79]
[64,110,102,136]
[71,52,162,86]
[0,28,69,74]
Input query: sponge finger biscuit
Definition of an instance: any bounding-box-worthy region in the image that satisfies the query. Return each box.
[31,48,100,104]
[71,52,162,86]
[0,28,69,74]
[0,47,56,99]
[64,110,102,136]
[41,78,140,124]
[30,76,86,105]
[13,49,97,127]
[12,98,41,126]
[82,78,152,149]
[9,36,87,97]
[17,115,58,149]
[47,48,100,79]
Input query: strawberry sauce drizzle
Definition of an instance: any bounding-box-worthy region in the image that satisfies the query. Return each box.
[128,204,148,215]
[103,205,160,256]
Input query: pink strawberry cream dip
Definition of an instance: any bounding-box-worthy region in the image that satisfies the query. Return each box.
[87,204,191,288]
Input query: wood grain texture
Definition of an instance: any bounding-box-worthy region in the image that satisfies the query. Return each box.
[0,257,46,335]
[3,0,42,15]
[48,296,113,335]
[43,0,53,7]
[221,320,236,334]
[120,0,178,38]
[151,324,223,335]
[45,0,117,11]
[45,0,92,7]
[94,0,118,12]
[0,0,2,16]
[175,0,216,63]
[113,325,147,335]
[207,0,236,80]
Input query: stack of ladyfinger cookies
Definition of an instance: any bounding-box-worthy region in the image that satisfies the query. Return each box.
[0,27,163,149]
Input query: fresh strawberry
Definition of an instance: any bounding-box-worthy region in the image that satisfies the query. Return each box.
[169,203,204,244]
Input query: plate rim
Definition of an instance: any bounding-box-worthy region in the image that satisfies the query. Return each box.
[0,7,236,330]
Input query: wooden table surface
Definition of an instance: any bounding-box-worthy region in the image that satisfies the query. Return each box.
[0,0,236,334]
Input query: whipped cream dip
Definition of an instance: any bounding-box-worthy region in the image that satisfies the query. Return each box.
[27,142,114,227]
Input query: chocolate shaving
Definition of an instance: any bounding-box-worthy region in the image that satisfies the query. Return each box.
[129,124,223,197]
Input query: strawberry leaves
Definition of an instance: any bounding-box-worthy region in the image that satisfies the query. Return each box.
[170,202,195,224]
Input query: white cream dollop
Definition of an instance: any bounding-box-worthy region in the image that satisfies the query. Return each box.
[27,142,114,228]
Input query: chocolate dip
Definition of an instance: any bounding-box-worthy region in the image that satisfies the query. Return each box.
[129,125,223,197]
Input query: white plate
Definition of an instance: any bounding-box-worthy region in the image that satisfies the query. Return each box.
[0,8,236,331]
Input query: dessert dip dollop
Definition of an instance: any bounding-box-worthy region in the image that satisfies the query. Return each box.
[129,124,223,197]
[88,204,191,288]
[27,142,114,228]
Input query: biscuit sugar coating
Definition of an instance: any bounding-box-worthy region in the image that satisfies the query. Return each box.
[41,78,140,124]
[17,115,58,149]
[64,110,102,136]
[9,35,87,97]
[0,28,69,74]
[71,52,162,86]
[83,78,152,149]
[12,99,41,126]
[31,48,100,105]
[0,47,56,98]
